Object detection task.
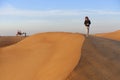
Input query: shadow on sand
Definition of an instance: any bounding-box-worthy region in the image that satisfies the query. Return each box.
[67,36,120,80]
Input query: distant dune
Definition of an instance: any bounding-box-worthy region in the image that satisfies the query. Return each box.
[96,30,120,41]
[0,32,84,80]
[0,36,25,47]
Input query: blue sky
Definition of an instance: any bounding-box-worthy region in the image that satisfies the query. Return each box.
[0,0,120,35]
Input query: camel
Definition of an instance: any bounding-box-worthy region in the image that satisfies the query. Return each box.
[16,31,27,37]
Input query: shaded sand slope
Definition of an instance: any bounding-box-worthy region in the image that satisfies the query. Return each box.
[96,30,120,41]
[0,36,25,47]
[67,36,120,80]
[0,32,84,80]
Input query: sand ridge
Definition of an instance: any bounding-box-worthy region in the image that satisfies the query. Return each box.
[0,36,25,47]
[0,32,85,80]
[96,30,120,41]
[1,32,120,80]
[67,36,120,80]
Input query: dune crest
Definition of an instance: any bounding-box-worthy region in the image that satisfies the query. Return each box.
[96,30,120,41]
[0,32,84,80]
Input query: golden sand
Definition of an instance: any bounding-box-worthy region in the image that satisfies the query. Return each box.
[0,32,84,80]
[96,30,120,41]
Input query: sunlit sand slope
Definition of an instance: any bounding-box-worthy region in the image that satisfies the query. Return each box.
[96,30,120,41]
[0,32,84,80]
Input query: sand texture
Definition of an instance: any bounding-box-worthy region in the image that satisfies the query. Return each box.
[1,32,120,80]
[67,36,120,80]
[0,32,84,80]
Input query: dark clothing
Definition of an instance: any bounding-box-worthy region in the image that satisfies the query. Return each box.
[84,20,91,27]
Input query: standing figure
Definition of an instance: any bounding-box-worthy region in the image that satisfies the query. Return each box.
[84,16,91,37]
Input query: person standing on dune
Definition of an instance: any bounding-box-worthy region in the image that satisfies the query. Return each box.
[84,16,91,37]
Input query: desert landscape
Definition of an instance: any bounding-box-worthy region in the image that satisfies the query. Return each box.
[0,31,120,80]
[0,32,85,80]
[1,0,120,79]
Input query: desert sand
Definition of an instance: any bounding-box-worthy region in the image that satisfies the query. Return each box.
[0,32,120,80]
[0,32,84,80]
[0,36,25,47]
[67,36,120,80]
[96,30,120,41]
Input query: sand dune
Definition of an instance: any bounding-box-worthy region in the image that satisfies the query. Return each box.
[67,36,120,80]
[96,30,120,41]
[0,32,84,80]
[0,36,25,47]
[1,32,120,80]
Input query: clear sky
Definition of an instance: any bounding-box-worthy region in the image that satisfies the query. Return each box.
[0,0,120,35]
